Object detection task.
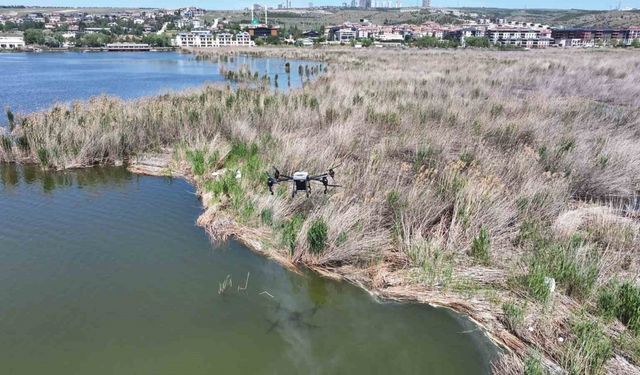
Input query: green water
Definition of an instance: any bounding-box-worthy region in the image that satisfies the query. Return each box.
[0,164,497,374]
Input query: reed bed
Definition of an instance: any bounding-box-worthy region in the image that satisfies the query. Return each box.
[4,47,640,373]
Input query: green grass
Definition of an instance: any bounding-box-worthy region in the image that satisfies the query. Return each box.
[597,281,640,334]
[36,148,49,167]
[520,223,599,302]
[562,317,612,375]
[307,218,328,254]
[281,214,304,254]
[470,227,491,265]
[186,149,206,176]
[260,208,273,226]
[502,301,524,332]
[524,351,548,375]
[0,135,11,152]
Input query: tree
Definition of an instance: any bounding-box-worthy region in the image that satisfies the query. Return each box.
[265,35,281,45]
[24,29,45,45]
[465,36,490,48]
[142,34,171,47]
[78,32,112,47]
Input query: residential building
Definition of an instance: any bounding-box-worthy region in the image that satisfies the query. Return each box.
[487,26,552,48]
[0,35,25,49]
[551,28,637,46]
[174,30,254,47]
[334,28,356,42]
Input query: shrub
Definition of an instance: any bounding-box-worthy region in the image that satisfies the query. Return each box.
[413,145,441,172]
[386,190,405,238]
[307,218,328,254]
[6,109,14,130]
[597,281,640,334]
[260,208,273,226]
[281,214,304,253]
[502,301,524,332]
[37,148,49,167]
[470,227,491,265]
[0,135,11,152]
[521,224,599,301]
[524,351,547,375]
[186,149,205,176]
[562,318,612,375]
[527,262,552,302]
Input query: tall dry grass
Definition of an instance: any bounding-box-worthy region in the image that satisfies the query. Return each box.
[3,47,640,372]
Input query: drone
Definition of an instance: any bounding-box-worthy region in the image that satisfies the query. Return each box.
[266,166,341,197]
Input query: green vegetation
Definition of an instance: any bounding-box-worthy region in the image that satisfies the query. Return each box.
[307,218,328,254]
[519,223,599,302]
[282,214,304,253]
[186,149,206,176]
[464,36,490,48]
[470,227,491,265]
[598,281,640,333]
[562,318,612,375]
[502,301,524,332]
[4,47,640,374]
[414,36,458,49]
[524,352,547,375]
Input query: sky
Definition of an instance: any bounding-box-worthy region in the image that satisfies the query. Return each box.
[10,0,640,10]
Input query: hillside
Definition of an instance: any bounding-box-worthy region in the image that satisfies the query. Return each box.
[461,7,640,28]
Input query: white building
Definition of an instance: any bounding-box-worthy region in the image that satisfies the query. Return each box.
[174,31,254,48]
[487,27,552,48]
[335,28,356,42]
[0,35,25,49]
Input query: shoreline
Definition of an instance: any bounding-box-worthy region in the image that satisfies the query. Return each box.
[3,47,640,373]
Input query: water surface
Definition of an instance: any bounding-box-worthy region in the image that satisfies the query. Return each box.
[0,51,311,121]
[0,164,497,374]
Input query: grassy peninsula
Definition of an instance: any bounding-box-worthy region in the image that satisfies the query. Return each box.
[2,47,640,374]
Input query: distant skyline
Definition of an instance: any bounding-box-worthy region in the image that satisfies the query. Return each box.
[8,0,640,10]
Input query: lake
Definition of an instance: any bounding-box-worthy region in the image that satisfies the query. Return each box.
[0,164,498,374]
[0,51,312,123]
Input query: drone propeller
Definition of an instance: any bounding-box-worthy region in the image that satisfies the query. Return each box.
[272,166,280,180]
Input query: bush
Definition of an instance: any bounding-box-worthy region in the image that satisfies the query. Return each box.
[37,148,49,167]
[562,318,612,375]
[465,36,490,48]
[470,227,491,265]
[521,225,599,301]
[502,301,524,332]
[307,218,328,254]
[527,262,552,302]
[597,281,640,333]
[0,135,11,152]
[260,208,273,226]
[281,214,304,253]
[524,351,547,375]
[186,149,205,176]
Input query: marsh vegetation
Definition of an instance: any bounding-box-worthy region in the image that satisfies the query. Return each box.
[2,47,640,373]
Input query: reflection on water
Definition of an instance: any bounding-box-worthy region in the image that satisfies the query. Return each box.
[0,164,497,374]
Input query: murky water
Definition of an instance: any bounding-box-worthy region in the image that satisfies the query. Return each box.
[0,164,497,374]
[0,51,311,123]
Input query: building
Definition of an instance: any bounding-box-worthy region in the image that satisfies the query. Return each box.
[174,31,254,48]
[551,28,635,47]
[0,35,25,49]
[246,26,279,39]
[487,26,552,48]
[334,28,357,42]
[422,0,431,7]
[106,43,151,51]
